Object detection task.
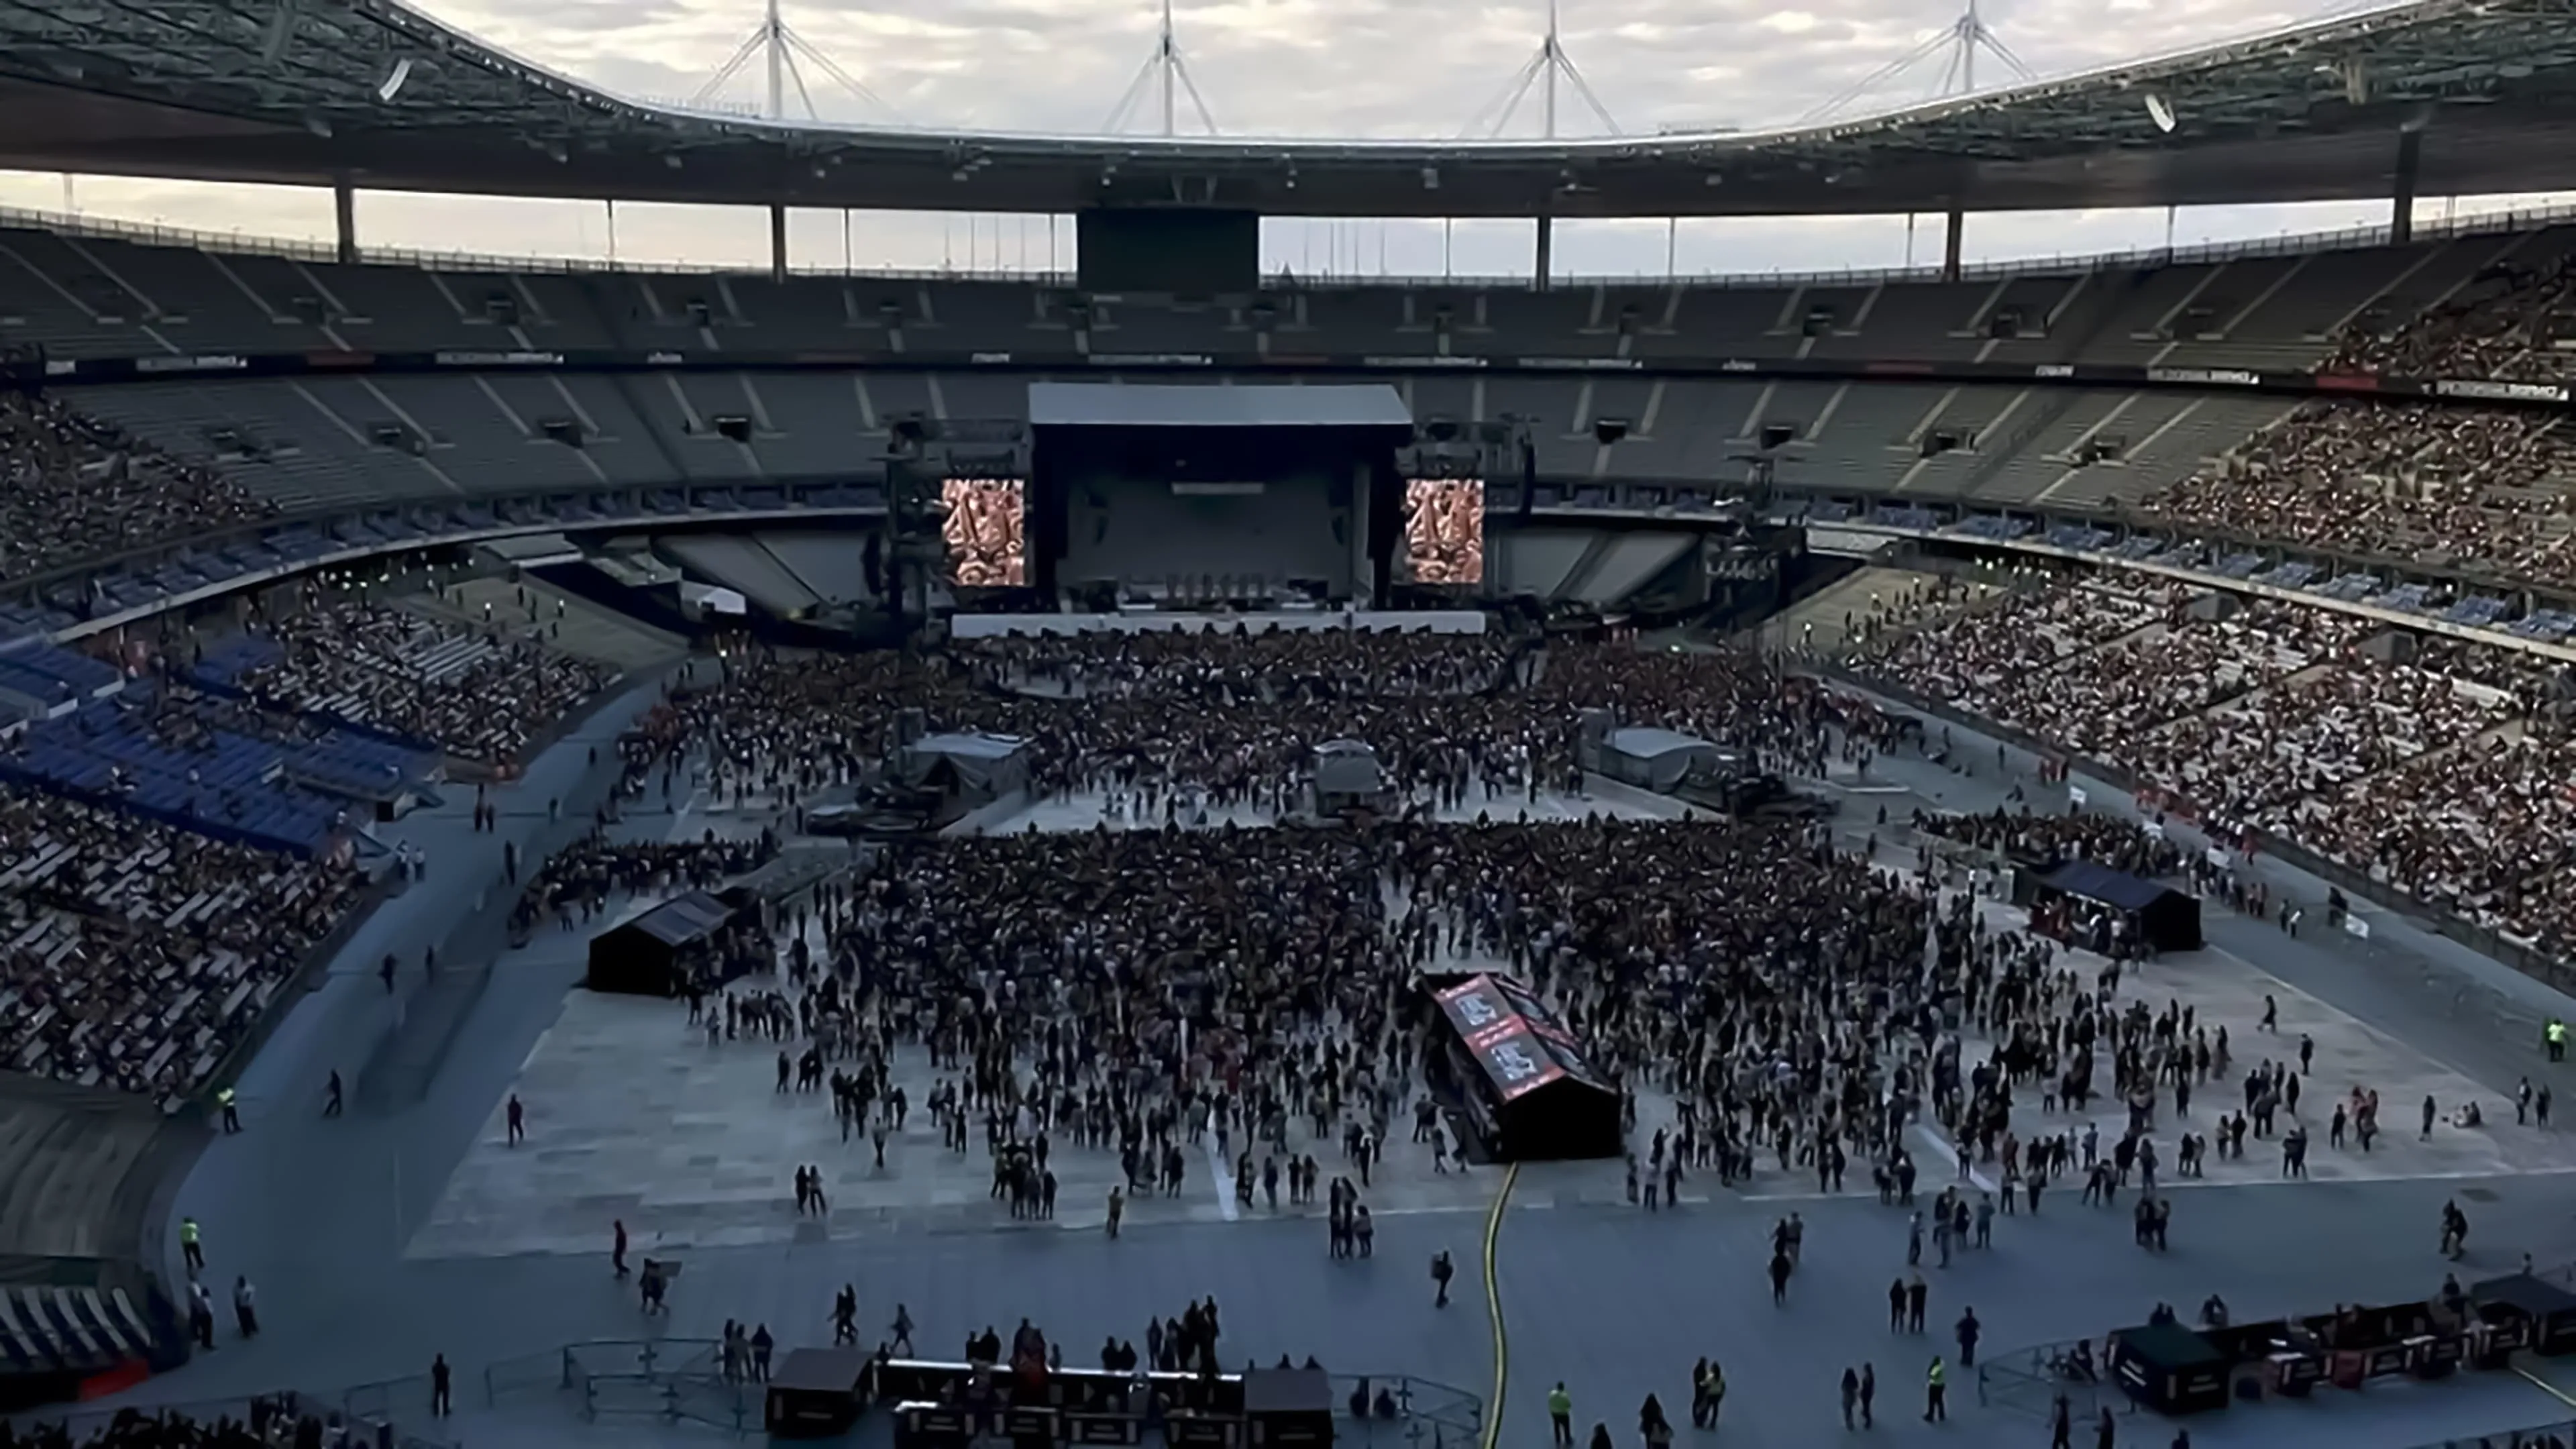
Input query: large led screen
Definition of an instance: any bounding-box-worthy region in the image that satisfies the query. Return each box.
[1402,478,1485,586]
[941,478,1026,587]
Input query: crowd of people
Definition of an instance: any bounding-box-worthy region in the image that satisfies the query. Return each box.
[234,592,610,767]
[0,573,627,1109]
[509,830,780,939]
[1,1397,384,1449]
[1858,572,2576,961]
[620,629,1868,828]
[2324,244,2576,384]
[957,627,1520,704]
[2137,246,2576,589]
[1916,805,2184,881]
[605,624,1986,1233]
[0,782,359,1105]
[0,390,276,585]
[1868,580,2375,765]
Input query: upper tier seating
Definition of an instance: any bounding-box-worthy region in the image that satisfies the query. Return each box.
[5,216,2564,370]
[4,219,2573,594]
[0,390,275,584]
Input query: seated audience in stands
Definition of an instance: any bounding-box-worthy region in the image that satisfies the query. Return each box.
[2139,251,2576,589]
[0,392,276,584]
[0,783,358,1107]
[233,588,610,766]
[1857,573,2575,963]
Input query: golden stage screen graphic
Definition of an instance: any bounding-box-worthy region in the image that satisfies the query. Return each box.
[1402,478,1485,585]
[941,478,1026,587]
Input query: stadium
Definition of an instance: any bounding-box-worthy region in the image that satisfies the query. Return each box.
[2,0,2576,1445]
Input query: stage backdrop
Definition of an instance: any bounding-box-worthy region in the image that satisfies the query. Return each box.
[1061,472,1350,597]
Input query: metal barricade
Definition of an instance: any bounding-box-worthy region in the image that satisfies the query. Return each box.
[1327,1374,1485,1448]
[480,1346,574,1407]
[1977,1337,2133,1422]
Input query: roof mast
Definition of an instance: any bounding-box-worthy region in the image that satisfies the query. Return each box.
[1799,0,2035,125]
[1462,0,1622,138]
[1104,0,1221,135]
[688,0,900,121]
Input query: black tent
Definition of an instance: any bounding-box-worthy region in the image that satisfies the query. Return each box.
[2027,859,2203,953]
[1431,975,1622,1161]
[2472,1273,2576,1355]
[586,891,737,997]
[2109,1321,2230,1415]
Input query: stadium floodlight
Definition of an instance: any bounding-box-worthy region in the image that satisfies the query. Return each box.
[377,58,413,103]
[2145,93,2177,133]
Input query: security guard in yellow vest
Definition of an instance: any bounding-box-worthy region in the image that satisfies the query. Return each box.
[180,1216,205,1273]
[1924,1357,1947,1422]
[2547,1019,2565,1063]
[216,1086,241,1133]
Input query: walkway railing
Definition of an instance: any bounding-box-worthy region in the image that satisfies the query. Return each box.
[9,197,2576,288]
[1329,1374,1485,1446]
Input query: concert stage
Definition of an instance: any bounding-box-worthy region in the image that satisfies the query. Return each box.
[1026,382,1417,607]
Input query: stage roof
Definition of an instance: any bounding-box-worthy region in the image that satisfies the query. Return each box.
[5,0,2576,218]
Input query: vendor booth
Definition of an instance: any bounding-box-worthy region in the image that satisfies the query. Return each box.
[2021,860,2204,953]
[1429,974,1621,1161]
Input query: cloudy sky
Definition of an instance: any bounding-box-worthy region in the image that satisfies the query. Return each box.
[0,0,2556,277]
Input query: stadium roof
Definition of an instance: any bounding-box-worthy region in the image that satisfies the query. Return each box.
[3,0,2576,217]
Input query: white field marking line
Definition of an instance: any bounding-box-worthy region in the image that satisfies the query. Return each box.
[1205,1138,1240,1222]
[1908,1120,1998,1194]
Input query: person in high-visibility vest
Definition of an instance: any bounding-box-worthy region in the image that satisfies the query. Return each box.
[1923,1357,1947,1422]
[2546,1020,2565,1064]
[1547,1383,1572,1446]
[215,1086,240,1134]
[179,1216,204,1274]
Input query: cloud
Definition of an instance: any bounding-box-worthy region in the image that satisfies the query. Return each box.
[7,0,2562,277]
